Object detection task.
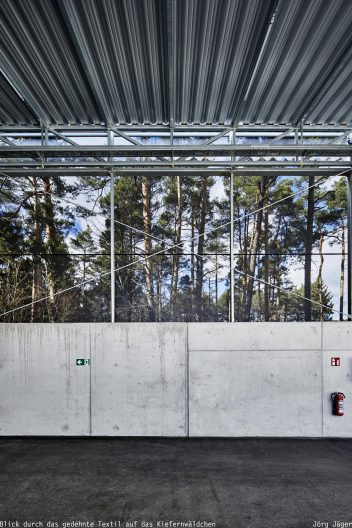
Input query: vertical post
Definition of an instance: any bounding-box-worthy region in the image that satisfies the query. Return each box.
[170,123,174,165]
[230,170,235,323]
[109,127,115,323]
[44,125,48,163]
[347,172,352,320]
[229,128,235,322]
[110,171,115,323]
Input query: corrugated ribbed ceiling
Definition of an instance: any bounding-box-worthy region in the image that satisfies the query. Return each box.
[0,0,351,127]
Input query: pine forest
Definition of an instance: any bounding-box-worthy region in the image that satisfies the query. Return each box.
[0,170,348,323]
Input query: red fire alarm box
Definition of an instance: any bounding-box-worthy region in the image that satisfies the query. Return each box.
[331,357,340,366]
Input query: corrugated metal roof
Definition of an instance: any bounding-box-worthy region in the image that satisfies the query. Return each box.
[172,0,275,124]
[241,0,352,126]
[0,0,102,125]
[0,0,351,127]
[60,0,169,124]
[0,73,37,125]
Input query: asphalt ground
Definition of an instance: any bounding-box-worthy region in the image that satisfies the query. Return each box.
[0,438,351,528]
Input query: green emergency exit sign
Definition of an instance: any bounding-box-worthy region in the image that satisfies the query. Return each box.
[76,358,90,366]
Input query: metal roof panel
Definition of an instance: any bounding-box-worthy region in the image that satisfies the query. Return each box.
[0,0,351,127]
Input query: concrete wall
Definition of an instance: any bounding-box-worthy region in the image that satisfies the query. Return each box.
[91,323,187,436]
[0,323,186,436]
[188,323,322,437]
[0,324,91,435]
[322,323,352,437]
[0,322,351,437]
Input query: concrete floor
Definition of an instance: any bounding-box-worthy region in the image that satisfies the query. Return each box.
[0,439,352,528]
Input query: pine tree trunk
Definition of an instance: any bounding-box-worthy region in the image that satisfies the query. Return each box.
[244,178,266,321]
[271,260,277,313]
[126,228,133,321]
[215,253,218,316]
[170,175,183,318]
[239,214,250,321]
[195,178,207,320]
[317,233,325,321]
[264,182,270,321]
[190,209,195,319]
[242,214,250,317]
[31,176,42,323]
[141,176,155,321]
[304,175,315,321]
[275,256,281,321]
[157,262,162,322]
[43,176,56,321]
[236,209,243,321]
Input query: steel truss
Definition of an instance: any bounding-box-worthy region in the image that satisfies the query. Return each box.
[0,125,351,175]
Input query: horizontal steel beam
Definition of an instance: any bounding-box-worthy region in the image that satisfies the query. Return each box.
[0,160,350,169]
[1,167,350,178]
[0,167,229,177]
[0,124,351,133]
[1,132,349,141]
[230,168,351,176]
[0,145,351,158]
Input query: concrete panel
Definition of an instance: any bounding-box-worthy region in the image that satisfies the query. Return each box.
[0,324,90,435]
[322,353,352,437]
[91,323,187,436]
[322,322,352,351]
[189,350,322,437]
[188,322,321,351]
[322,323,352,437]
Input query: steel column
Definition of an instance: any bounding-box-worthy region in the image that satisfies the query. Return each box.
[230,170,235,323]
[110,172,115,323]
[229,129,235,322]
[348,172,352,320]
[108,124,115,323]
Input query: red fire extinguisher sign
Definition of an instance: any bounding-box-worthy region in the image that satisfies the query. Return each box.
[331,357,340,366]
